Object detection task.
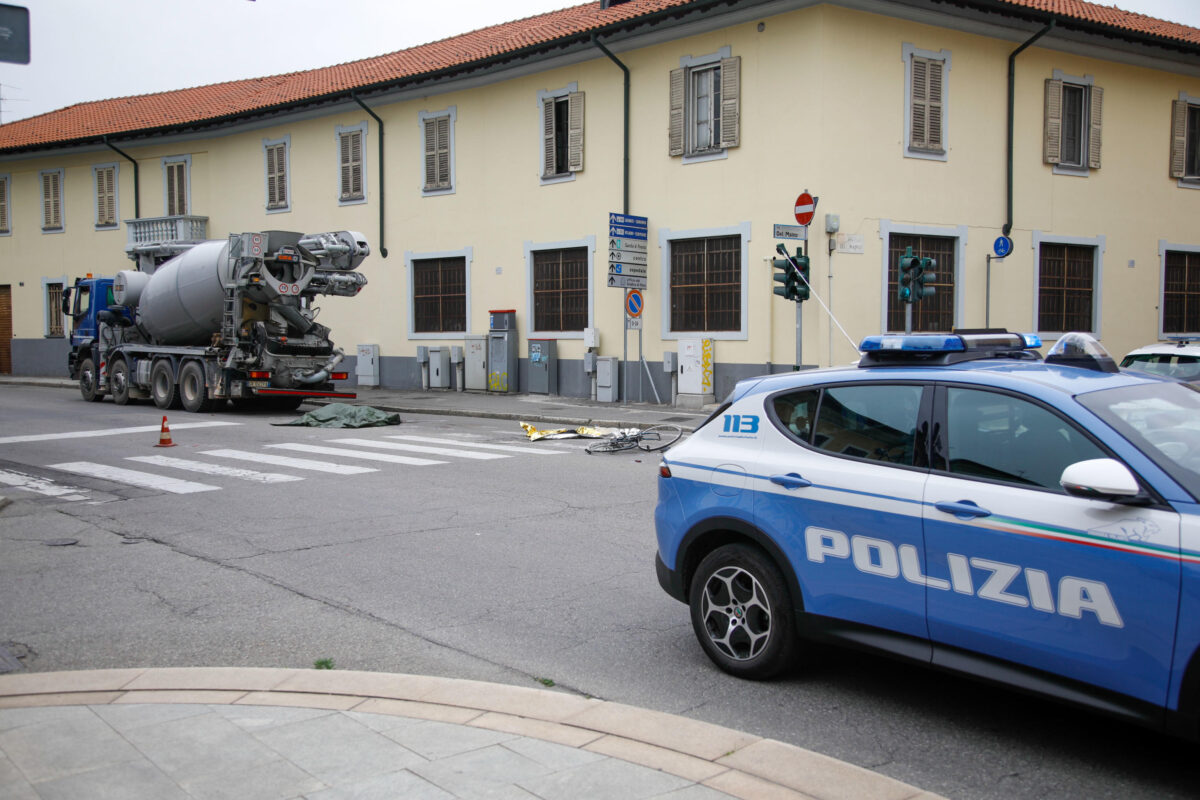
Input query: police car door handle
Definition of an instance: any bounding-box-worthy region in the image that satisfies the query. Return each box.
[770,473,812,490]
[934,500,992,520]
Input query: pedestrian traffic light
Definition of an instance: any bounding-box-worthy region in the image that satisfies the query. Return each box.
[898,247,919,304]
[916,257,936,301]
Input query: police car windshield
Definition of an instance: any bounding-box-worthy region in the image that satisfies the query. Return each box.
[1077,381,1200,500]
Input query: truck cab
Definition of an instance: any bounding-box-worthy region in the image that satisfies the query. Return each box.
[63,276,129,380]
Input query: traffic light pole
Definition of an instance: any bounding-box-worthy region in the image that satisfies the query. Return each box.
[795,241,804,369]
[905,303,913,335]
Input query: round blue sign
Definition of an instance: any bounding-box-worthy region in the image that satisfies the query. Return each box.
[993,236,1014,258]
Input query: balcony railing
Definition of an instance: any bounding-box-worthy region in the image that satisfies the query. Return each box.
[125,215,209,249]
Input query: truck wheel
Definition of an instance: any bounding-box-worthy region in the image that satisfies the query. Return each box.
[179,361,214,413]
[689,544,799,680]
[79,357,104,402]
[110,359,131,406]
[150,361,180,410]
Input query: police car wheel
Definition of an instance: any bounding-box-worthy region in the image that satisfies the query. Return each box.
[689,544,798,679]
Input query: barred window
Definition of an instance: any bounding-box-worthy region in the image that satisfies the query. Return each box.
[670,235,740,332]
[887,235,955,332]
[533,248,588,331]
[1039,243,1095,332]
[1163,250,1200,334]
[46,283,64,337]
[413,257,466,333]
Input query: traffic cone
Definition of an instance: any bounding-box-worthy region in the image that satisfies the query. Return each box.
[155,416,176,448]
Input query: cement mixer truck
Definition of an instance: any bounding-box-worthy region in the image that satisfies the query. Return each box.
[63,229,369,412]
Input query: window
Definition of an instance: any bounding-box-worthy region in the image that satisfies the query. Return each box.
[45,282,64,337]
[0,174,9,234]
[40,169,63,231]
[669,52,740,158]
[264,137,289,212]
[943,388,1105,492]
[533,248,588,331]
[1170,94,1200,181]
[93,164,117,228]
[813,384,924,466]
[1163,249,1200,334]
[670,235,741,332]
[771,389,820,442]
[904,45,949,159]
[887,234,955,332]
[336,123,366,203]
[541,90,584,178]
[412,256,466,333]
[1038,243,1095,332]
[1045,74,1102,171]
[163,156,189,216]
[420,109,455,194]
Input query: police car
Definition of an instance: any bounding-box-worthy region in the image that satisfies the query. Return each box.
[654,331,1200,736]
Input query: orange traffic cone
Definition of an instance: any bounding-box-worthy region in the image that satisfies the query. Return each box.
[155,416,176,448]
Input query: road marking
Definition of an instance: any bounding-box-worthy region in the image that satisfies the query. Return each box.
[201,449,377,474]
[48,462,220,494]
[329,438,508,460]
[384,435,569,455]
[0,469,89,501]
[127,456,304,483]
[266,443,444,466]
[0,421,239,445]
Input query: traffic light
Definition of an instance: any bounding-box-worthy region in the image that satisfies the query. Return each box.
[793,253,811,302]
[916,257,937,301]
[771,245,810,302]
[898,247,919,304]
[772,254,799,300]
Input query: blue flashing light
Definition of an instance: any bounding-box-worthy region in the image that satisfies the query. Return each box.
[859,334,965,353]
[1021,333,1042,349]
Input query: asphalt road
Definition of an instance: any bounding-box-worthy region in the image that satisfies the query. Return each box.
[1,384,1197,800]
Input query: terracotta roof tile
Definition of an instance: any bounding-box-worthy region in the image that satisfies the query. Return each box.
[1,0,1197,153]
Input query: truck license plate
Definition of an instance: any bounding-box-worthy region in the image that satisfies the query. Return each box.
[248,380,269,388]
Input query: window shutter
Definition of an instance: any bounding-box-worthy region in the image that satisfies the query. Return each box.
[277,147,287,206]
[349,132,362,197]
[43,172,61,228]
[568,91,585,172]
[340,133,353,198]
[266,146,280,207]
[1170,100,1187,178]
[542,99,556,177]
[436,116,450,189]
[1087,85,1103,169]
[167,166,177,215]
[424,118,438,189]
[719,56,741,150]
[166,162,186,216]
[927,60,944,149]
[0,178,8,232]
[1044,78,1062,164]
[668,68,685,156]
[98,167,115,225]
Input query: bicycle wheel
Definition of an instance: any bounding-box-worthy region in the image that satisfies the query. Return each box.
[586,437,638,454]
[637,424,683,451]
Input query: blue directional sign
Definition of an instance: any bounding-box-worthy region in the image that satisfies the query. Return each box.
[609,212,648,241]
[609,212,650,288]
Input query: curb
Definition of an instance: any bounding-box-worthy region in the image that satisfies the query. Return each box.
[0,668,944,800]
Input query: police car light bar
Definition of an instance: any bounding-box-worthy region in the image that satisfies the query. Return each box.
[858,331,1042,366]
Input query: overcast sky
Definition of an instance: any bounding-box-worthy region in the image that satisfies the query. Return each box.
[2,0,1199,124]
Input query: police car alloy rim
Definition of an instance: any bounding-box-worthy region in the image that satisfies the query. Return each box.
[700,565,773,661]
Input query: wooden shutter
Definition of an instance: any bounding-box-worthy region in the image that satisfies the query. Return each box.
[436,116,450,189]
[1087,85,1103,169]
[340,133,353,198]
[668,68,685,156]
[567,91,585,172]
[1044,78,1062,164]
[42,172,61,229]
[910,57,944,151]
[166,162,186,216]
[349,132,362,197]
[0,177,9,233]
[266,143,287,208]
[96,167,115,226]
[719,56,741,150]
[1171,99,1188,178]
[542,99,556,177]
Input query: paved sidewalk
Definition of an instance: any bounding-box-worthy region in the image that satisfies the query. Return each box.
[0,668,943,800]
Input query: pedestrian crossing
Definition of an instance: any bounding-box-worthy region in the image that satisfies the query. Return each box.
[7,434,572,502]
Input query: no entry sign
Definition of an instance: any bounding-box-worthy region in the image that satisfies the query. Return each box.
[794,192,815,226]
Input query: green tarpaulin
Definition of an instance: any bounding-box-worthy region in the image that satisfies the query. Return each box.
[272,403,401,428]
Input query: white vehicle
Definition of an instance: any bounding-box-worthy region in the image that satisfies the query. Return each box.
[1121,338,1200,384]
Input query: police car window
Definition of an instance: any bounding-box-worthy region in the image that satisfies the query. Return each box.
[945,388,1106,491]
[771,390,819,442]
[813,385,922,465]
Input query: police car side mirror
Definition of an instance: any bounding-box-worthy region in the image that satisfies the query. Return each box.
[1060,459,1145,503]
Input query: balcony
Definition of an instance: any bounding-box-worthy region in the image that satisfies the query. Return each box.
[124,215,209,270]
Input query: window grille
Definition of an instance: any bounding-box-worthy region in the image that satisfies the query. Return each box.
[413,257,466,333]
[887,235,955,332]
[533,248,588,331]
[1038,243,1095,332]
[670,235,740,332]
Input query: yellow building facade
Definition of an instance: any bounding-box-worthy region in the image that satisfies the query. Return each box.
[2,0,1199,402]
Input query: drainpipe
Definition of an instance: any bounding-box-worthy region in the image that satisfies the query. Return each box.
[592,35,629,215]
[1005,19,1055,237]
[350,92,388,258]
[102,136,139,218]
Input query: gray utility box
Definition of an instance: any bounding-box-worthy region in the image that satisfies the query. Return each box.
[429,347,450,389]
[597,356,619,402]
[356,344,379,387]
[528,339,557,394]
[488,310,518,393]
[464,335,488,391]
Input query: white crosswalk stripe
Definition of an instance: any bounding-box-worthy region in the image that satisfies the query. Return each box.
[384,435,570,455]
[0,421,239,445]
[266,443,444,466]
[127,455,303,483]
[329,438,508,460]
[0,469,89,501]
[48,462,220,494]
[200,449,377,474]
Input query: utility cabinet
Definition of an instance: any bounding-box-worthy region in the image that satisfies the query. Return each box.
[528,339,557,394]
[429,346,450,389]
[464,335,487,391]
[596,356,619,403]
[677,338,715,409]
[355,344,379,388]
[488,309,518,393]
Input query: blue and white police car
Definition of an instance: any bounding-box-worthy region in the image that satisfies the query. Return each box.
[654,331,1200,736]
